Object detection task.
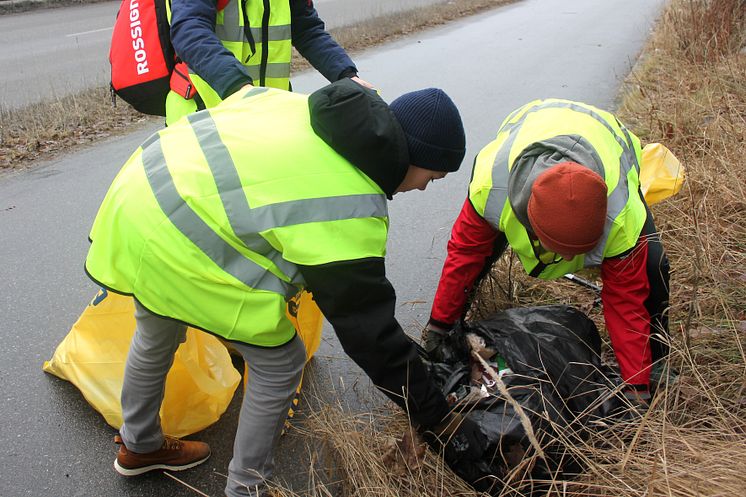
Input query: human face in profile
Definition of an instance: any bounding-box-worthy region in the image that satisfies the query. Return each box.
[394,165,448,193]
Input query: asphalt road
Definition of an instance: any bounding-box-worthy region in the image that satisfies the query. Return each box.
[0,0,450,110]
[0,0,117,109]
[0,0,664,495]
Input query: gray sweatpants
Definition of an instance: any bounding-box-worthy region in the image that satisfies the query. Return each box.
[120,301,306,497]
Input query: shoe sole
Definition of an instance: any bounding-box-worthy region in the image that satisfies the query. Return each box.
[114,453,210,476]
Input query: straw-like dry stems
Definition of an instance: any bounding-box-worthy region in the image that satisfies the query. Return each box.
[277,1,746,495]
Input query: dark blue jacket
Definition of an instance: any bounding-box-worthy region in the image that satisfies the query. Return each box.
[170,0,358,99]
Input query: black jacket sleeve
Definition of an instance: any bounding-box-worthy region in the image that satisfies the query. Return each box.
[290,0,357,81]
[298,258,450,428]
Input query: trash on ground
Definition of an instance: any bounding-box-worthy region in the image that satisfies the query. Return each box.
[423,305,623,495]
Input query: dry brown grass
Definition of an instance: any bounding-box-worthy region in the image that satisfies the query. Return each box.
[262,1,746,496]
[0,87,153,169]
[618,0,746,332]
[281,407,481,497]
[0,0,513,170]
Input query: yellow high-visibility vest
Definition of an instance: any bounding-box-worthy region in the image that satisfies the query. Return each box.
[469,99,647,279]
[166,0,292,123]
[86,88,389,346]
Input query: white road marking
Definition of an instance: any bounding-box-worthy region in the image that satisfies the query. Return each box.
[66,27,113,38]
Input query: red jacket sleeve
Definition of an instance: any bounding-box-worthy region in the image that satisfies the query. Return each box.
[600,240,652,386]
[430,199,503,327]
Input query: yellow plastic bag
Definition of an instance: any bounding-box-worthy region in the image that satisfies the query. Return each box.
[43,289,242,437]
[640,143,685,205]
[44,288,324,437]
[245,290,324,425]
[286,290,323,359]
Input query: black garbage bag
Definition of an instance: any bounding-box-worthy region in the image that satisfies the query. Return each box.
[424,305,621,495]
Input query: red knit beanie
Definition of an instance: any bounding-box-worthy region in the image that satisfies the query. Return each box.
[527,162,608,255]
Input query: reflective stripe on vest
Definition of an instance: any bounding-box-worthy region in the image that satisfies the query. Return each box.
[168,88,387,293]
[141,131,295,297]
[216,22,291,43]
[216,0,291,86]
[89,88,389,345]
[173,0,292,110]
[478,100,642,273]
[184,89,388,286]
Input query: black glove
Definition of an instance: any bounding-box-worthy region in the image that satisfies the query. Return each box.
[426,412,488,464]
[422,324,449,358]
[422,323,468,364]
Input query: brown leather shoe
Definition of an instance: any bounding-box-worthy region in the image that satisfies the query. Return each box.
[113,434,210,476]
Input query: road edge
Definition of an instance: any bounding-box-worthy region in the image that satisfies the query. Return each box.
[0,0,111,15]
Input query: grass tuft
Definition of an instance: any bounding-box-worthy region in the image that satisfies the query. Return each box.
[0,0,514,170]
[0,87,152,169]
[252,1,746,496]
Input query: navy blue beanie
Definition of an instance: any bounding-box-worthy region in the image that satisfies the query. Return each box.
[389,88,466,172]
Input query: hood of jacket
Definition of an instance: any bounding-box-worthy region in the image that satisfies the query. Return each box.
[308,79,409,199]
[507,135,605,232]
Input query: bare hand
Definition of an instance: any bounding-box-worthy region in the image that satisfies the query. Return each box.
[350,76,375,89]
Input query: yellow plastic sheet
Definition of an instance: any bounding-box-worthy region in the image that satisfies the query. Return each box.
[44,288,324,437]
[248,290,324,425]
[640,143,685,205]
[286,290,323,359]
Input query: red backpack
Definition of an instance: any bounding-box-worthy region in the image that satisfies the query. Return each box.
[109,0,229,116]
[109,0,174,116]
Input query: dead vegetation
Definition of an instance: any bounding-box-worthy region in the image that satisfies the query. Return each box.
[263,0,746,496]
[0,0,514,170]
[6,0,744,494]
[0,87,152,170]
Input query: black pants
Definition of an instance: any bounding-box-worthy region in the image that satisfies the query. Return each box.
[640,194,671,364]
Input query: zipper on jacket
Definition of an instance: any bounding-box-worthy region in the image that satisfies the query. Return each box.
[260,0,270,86]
